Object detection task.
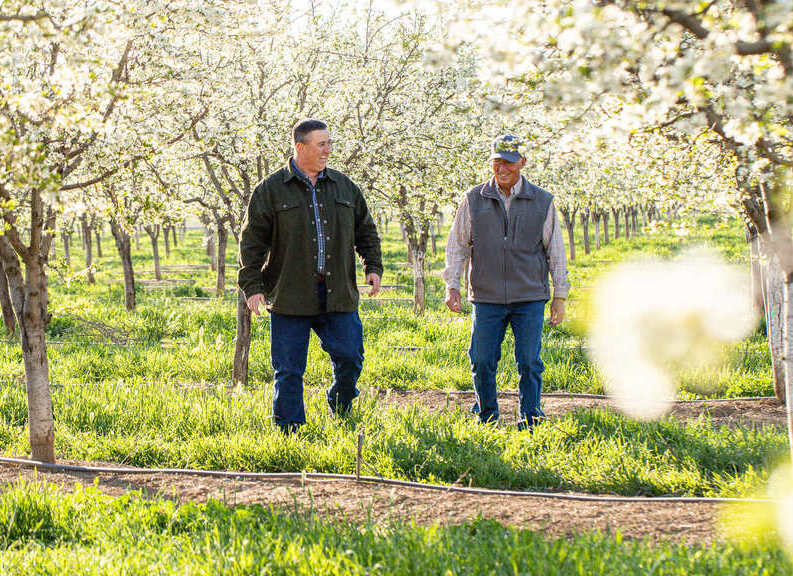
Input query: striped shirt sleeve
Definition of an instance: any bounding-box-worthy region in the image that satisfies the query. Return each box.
[442,195,472,291]
[543,200,570,299]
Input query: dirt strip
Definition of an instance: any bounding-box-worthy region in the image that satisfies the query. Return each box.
[0,462,730,546]
[374,390,786,428]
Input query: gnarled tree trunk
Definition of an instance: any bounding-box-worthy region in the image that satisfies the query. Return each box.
[163,225,171,259]
[561,208,577,262]
[612,207,620,240]
[80,214,95,284]
[95,227,103,259]
[111,220,136,311]
[580,211,591,255]
[233,290,252,385]
[624,209,631,240]
[603,212,610,245]
[0,261,17,337]
[61,232,71,268]
[0,196,56,463]
[144,225,162,281]
[763,249,785,402]
[216,222,227,298]
[593,212,601,250]
[408,233,428,315]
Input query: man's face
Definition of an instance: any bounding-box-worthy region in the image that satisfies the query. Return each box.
[491,157,526,190]
[295,129,331,173]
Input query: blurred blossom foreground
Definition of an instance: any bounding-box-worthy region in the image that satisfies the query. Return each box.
[589,248,756,420]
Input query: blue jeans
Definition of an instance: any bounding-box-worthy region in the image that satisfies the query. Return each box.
[270,282,363,432]
[469,300,546,425]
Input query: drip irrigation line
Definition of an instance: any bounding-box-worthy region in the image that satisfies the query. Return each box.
[0,457,772,504]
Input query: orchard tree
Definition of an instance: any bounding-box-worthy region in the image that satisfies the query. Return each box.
[0,0,224,462]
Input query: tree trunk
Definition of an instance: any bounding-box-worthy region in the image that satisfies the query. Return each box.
[61,232,71,268]
[431,222,437,255]
[0,207,56,463]
[747,228,764,317]
[233,290,251,385]
[763,250,785,402]
[145,225,162,281]
[180,221,187,243]
[163,225,171,259]
[171,225,178,248]
[603,212,610,245]
[111,221,136,311]
[612,208,620,240]
[784,276,793,437]
[594,213,601,250]
[0,261,17,337]
[632,207,640,235]
[80,215,95,284]
[206,227,217,272]
[623,208,633,240]
[134,227,140,251]
[20,259,55,462]
[95,228,103,259]
[580,212,590,256]
[216,223,227,298]
[409,237,427,315]
[562,209,576,262]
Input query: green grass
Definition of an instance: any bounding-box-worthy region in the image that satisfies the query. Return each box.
[0,216,772,398]
[0,479,787,575]
[0,216,785,571]
[0,382,784,497]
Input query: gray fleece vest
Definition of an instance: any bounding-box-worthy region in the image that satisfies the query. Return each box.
[467,178,553,304]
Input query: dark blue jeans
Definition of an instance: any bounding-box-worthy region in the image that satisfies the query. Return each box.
[469,300,546,425]
[270,283,363,432]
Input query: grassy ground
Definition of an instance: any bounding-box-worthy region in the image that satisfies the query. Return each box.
[0,216,772,397]
[0,382,785,496]
[0,479,787,575]
[0,216,787,570]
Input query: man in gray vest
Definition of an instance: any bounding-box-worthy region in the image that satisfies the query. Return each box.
[443,135,569,430]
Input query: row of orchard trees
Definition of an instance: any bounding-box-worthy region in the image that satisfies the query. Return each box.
[543,131,735,262]
[0,0,496,461]
[0,0,759,462]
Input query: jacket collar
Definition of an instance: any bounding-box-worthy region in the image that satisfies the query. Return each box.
[283,157,337,184]
[481,176,534,200]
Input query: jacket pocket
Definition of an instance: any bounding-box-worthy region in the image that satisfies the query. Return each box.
[335,197,354,229]
[274,197,302,228]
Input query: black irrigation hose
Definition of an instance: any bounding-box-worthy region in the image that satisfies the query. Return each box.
[0,457,773,504]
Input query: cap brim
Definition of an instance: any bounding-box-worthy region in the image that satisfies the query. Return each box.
[489,151,522,163]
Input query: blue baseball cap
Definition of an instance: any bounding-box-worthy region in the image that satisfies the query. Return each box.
[489,134,525,163]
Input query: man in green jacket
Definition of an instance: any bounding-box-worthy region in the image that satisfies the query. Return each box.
[238,119,382,433]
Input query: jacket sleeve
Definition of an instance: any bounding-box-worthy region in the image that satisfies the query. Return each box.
[237,182,273,300]
[352,182,383,277]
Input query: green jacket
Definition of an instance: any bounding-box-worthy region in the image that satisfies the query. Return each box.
[238,161,382,315]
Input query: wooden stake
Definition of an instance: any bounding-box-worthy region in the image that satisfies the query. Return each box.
[356,431,365,481]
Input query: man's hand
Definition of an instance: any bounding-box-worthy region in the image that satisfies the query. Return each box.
[445,287,462,313]
[247,293,266,316]
[366,273,381,297]
[549,297,565,326]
